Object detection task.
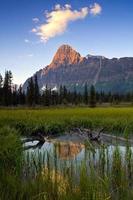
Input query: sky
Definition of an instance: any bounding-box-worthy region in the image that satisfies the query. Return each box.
[0,0,133,84]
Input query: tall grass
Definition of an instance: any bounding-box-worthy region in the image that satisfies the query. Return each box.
[0,107,133,136]
[1,130,133,200]
[0,127,23,200]
[0,108,133,199]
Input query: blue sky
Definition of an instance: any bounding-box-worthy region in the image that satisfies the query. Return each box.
[0,0,133,84]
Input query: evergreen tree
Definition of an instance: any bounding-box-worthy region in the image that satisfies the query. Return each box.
[89,85,96,107]
[41,91,45,106]
[62,86,68,104]
[73,86,78,105]
[59,85,63,104]
[22,91,26,105]
[44,85,51,106]
[84,83,88,105]
[12,84,18,106]
[26,77,35,106]
[99,91,105,104]
[0,74,3,105]
[18,85,25,105]
[51,90,59,105]
[67,91,71,104]
[34,74,40,105]
[78,92,83,105]
[0,74,3,88]
[3,71,13,106]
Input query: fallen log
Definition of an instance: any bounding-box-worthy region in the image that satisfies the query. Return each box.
[22,132,49,144]
[23,141,44,151]
[72,128,105,142]
[88,128,105,141]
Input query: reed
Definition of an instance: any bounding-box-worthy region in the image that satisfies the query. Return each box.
[0,107,133,136]
[1,134,133,199]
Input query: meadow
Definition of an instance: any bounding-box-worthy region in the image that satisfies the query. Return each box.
[0,107,133,136]
[0,107,133,199]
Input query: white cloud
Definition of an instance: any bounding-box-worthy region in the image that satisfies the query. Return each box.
[24,39,30,43]
[64,4,72,9]
[90,3,102,16]
[32,3,102,42]
[31,28,37,33]
[54,4,61,10]
[32,17,39,23]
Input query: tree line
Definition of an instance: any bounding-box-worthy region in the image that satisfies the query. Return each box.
[1,70,133,107]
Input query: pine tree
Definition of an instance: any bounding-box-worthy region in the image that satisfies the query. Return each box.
[12,84,18,106]
[51,90,59,105]
[26,77,35,106]
[3,71,13,106]
[73,86,78,105]
[84,83,88,105]
[18,85,26,105]
[34,74,40,105]
[62,86,68,105]
[0,74,3,105]
[0,74,3,88]
[59,85,63,104]
[89,85,96,107]
[44,85,50,106]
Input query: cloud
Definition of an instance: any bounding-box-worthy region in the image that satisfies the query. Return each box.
[24,39,30,43]
[32,17,39,23]
[90,3,102,15]
[31,28,37,33]
[32,3,102,42]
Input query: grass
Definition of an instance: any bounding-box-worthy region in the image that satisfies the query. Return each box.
[0,107,133,199]
[0,107,133,136]
[0,135,133,199]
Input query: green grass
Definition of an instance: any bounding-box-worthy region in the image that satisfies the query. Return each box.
[0,107,133,136]
[1,137,133,200]
[0,107,133,199]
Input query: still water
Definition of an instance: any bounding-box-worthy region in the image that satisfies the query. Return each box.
[24,134,133,166]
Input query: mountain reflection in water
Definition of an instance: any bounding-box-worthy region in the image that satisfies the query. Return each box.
[24,135,133,164]
[56,142,84,160]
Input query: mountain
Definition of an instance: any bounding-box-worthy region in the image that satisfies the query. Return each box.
[48,44,84,69]
[23,44,133,93]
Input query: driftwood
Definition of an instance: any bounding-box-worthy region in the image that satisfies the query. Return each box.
[22,127,105,151]
[22,132,50,150]
[23,141,44,151]
[72,128,105,142]
[22,132,48,144]
[88,128,104,141]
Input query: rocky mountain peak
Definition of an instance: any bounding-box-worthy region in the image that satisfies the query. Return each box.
[48,44,83,69]
[23,44,133,94]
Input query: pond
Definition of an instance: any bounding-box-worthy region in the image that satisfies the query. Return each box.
[21,134,133,199]
[24,134,133,174]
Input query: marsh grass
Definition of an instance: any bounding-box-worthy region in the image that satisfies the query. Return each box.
[0,108,133,199]
[0,107,133,136]
[1,139,133,200]
[20,143,133,200]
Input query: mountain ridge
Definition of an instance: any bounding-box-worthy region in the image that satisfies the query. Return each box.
[23,44,133,93]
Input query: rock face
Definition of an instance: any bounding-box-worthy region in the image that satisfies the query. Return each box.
[49,45,83,69]
[23,44,133,93]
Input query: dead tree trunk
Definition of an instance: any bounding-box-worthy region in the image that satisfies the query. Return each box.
[72,128,104,142]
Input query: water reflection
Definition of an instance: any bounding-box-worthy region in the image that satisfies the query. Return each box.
[55,142,84,160]
[24,135,133,164]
